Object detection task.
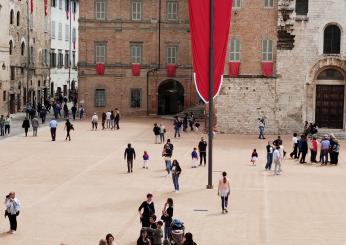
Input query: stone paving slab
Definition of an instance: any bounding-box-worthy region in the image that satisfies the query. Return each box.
[0,118,345,245]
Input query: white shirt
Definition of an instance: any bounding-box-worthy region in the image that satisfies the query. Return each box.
[49,120,58,128]
[92,115,98,122]
[106,111,111,119]
[273,149,281,161]
[292,136,298,146]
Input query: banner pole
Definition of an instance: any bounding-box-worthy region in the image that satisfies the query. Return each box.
[207,0,214,189]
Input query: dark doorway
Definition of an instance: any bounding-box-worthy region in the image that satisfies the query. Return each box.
[158,80,184,115]
[9,94,16,114]
[315,85,344,129]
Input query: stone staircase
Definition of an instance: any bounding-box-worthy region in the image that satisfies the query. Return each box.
[176,104,205,120]
[317,128,346,139]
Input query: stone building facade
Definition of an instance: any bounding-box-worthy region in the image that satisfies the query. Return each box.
[217,0,346,134]
[78,0,196,116]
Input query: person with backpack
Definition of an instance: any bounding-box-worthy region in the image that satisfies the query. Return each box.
[138,193,155,228]
[64,119,74,141]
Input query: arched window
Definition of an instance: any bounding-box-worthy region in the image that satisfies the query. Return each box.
[17,11,20,26]
[10,10,14,24]
[324,25,341,54]
[21,42,25,56]
[9,40,13,55]
[317,68,344,80]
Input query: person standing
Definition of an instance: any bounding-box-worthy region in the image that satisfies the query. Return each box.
[258,118,265,139]
[143,151,149,169]
[161,198,173,240]
[250,149,258,166]
[64,119,74,141]
[124,143,136,173]
[159,123,166,144]
[63,103,69,118]
[71,104,77,120]
[273,145,282,175]
[110,111,115,130]
[217,171,230,213]
[114,108,120,130]
[183,113,188,132]
[137,229,151,245]
[79,105,85,120]
[331,138,340,165]
[31,116,39,137]
[153,123,161,144]
[329,134,338,164]
[4,192,21,234]
[309,135,318,163]
[290,133,298,159]
[162,144,172,176]
[4,115,11,135]
[39,107,47,123]
[191,148,199,168]
[265,141,273,170]
[0,115,5,136]
[171,160,182,193]
[101,112,106,130]
[320,135,330,165]
[189,112,195,131]
[105,110,111,129]
[22,117,30,137]
[138,193,155,228]
[198,137,207,166]
[91,113,98,130]
[299,135,308,164]
[173,117,181,138]
[273,135,283,147]
[49,118,58,141]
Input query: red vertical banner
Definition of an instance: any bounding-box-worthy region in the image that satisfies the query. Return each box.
[30,0,34,13]
[188,0,232,102]
[44,0,48,16]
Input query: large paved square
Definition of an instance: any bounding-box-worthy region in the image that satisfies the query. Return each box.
[1,118,346,245]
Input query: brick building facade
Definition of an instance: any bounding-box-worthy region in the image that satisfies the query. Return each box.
[78,0,196,116]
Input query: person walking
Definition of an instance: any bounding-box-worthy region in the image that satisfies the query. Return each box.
[290,133,298,159]
[329,134,338,164]
[265,141,273,170]
[49,118,58,141]
[31,116,39,137]
[198,137,207,166]
[4,115,11,135]
[183,113,188,132]
[173,117,181,138]
[162,141,173,176]
[189,112,195,131]
[124,143,136,173]
[71,104,77,120]
[63,103,69,118]
[159,123,166,144]
[330,138,340,165]
[320,135,330,165]
[171,160,182,193]
[250,149,258,166]
[0,115,5,136]
[64,119,74,141]
[258,118,266,139]
[309,135,318,163]
[114,108,120,130]
[110,111,115,130]
[191,148,199,168]
[161,198,173,240]
[299,135,308,164]
[39,107,47,123]
[153,123,161,144]
[273,145,282,175]
[91,113,98,130]
[4,192,21,234]
[22,117,30,137]
[138,193,155,228]
[218,171,230,213]
[79,105,85,120]
[106,110,111,129]
[143,151,149,169]
[101,112,106,130]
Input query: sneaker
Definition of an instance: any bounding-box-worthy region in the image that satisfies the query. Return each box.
[175,190,179,193]
[10,230,15,234]
[225,208,228,213]
[222,210,225,214]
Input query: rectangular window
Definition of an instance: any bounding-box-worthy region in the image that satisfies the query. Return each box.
[232,0,241,8]
[3,91,6,102]
[167,0,178,21]
[130,43,142,64]
[295,0,308,15]
[30,46,34,64]
[44,16,49,33]
[130,89,141,108]
[42,49,49,66]
[95,89,106,107]
[51,0,56,7]
[10,67,15,80]
[72,51,76,67]
[51,49,57,67]
[59,0,63,9]
[58,50,63,68]
[95,0,106,20]
[167,46,177,64]
[64,50,69,69]
[95,43,106,63]
[65,24,70,41]
[262,39,273,61]
[229,38,240,61]
[51,21,56,39]
[58,23,63,40]
[264,0,273,7]
[131,0,142,21]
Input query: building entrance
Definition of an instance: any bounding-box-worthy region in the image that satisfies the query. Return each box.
[158,80,184,115]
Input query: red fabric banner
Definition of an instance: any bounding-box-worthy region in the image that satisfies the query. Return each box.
[96,64,105,75]
[188,0,232,103]
[30,0,34,13]
[167,64,177,77]
[44,0,48,16]
[229,61,241,77]
[261,62,273,77]
[132,64,141,76]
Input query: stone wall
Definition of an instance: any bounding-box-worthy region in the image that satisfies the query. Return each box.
[216,77,279,134]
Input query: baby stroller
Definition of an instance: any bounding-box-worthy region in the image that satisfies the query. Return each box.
[170,219,185,245]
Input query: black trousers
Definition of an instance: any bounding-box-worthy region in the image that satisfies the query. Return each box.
[310,150,317,162]
[221,195,229,210]
[199,152,207,165]
[66,130,71,140]
[24,127,29,136]
[300,151,307,163]
[8,214,17,231]
[5,125,10,134]
[115,120,119,129]
[127,159,133,172]
[50,128,56,141]
[290,143,298,158]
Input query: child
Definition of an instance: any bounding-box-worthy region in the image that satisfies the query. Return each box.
[191,147,199,168]
[146,221,164,245]
[143,151,149,169]
[250,149,258,166]
[195,121,200,132]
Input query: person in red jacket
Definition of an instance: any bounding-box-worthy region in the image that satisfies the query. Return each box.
[310,135,318,163]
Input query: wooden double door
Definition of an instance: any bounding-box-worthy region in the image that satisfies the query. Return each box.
[315,85,344,129]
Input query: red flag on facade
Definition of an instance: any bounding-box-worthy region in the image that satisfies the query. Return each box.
[229,61,241,77]
[166,64,177,77]
[44,0,48,16]
[261,62,273,77]
[132,64,141,76]
[188,0,232,102]
[96,64,105,75]
[30,0,34,13]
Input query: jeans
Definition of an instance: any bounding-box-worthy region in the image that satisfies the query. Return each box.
[165,160,172,174]
[92,122,98,130]
[0,125,4,136]
[33,127,38,136]
[106,119,111,128]
[265,153,273,170]
[8,214,17,231]
[199,152,207,165]
[24,127,29,136]
[258,127,265,139]
[174,127,180,138]
[172,175,180,191]
[164,220,172,239]
[321,149,329,164]
[221,195,229,210]
[160,133,165,143]
[66,130,71,140]
[155,135,160,144]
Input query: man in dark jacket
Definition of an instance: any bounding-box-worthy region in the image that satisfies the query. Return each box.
[153,123,161,144]
[124,143,136,173]
[198,137,208,166]
[138,193,155,227]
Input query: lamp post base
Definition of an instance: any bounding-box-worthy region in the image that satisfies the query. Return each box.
[206,184,214,189]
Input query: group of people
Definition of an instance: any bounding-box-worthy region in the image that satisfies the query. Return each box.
[173,113,200,139]
[91,109,120,131]
[0,114,12,136]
